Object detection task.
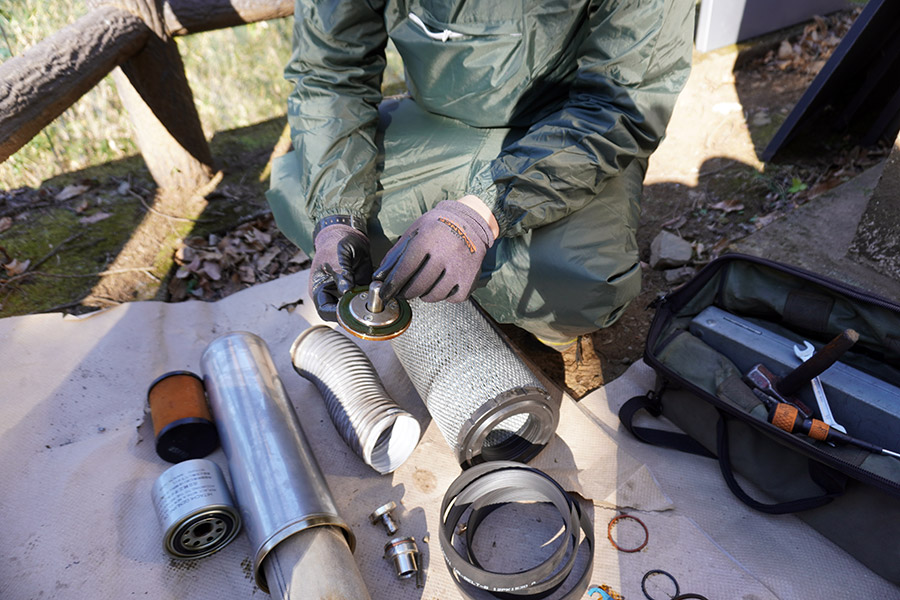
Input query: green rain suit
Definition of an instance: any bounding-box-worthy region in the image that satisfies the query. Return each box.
[266,0,695,345]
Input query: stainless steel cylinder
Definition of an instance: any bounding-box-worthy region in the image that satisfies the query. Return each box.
[151,458,241,559]
[291,325,420,474]
[200,331,357,593]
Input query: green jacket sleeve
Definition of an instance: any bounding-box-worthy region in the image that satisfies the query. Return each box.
[285,0,388,224]
[475,0,695,237]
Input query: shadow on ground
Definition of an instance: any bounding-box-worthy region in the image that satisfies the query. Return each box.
[0,117,287,317]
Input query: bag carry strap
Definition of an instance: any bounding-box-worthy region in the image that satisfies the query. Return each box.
[619,393,848,514]
[716,417,847,514]
[619,393,715,459]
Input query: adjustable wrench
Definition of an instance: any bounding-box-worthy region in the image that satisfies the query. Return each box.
[794,341,847,433]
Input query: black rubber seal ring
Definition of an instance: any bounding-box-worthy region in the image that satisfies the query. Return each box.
[439,461,594,600]
[641,569,680,600]
[671,595,709,600]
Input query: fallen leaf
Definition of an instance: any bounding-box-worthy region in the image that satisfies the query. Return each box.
[0,216,12,233]
[754,213,780,229]
[174,245,196,264]
[174,256,203,280]
[710,237,732,258]
[74,199,90,213]
[116,181,131,195]
[202,261,222,281]
[167,276,190,301]
[56,184,91,201]
[710,200,745,213]
[245,227,272,246]
[238,265,256,284]
[807,179,843,199]
[3,258,30,276]
[777,40,793,60]
[661,215,687,230]
[256,247,282,271]
[197,248,223,261]
[79,211,112,225]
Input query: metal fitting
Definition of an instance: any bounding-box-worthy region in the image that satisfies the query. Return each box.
[384,536,419,580]
[366,280,385,313]
[369,501,399,535]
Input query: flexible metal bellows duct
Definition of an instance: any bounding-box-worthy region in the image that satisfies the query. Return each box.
[390,298,559,467]
[290,325,420,474]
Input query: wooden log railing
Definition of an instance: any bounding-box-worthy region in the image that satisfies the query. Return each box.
[0,0,295,192]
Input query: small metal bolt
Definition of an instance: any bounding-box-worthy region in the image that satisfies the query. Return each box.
[369,501,399,535]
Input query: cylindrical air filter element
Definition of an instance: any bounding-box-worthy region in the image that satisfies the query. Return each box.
[151,458,241,559]
[147,371,219,463]
[200,331,359,594]
[290,325,420,474]
[390,298,559,467]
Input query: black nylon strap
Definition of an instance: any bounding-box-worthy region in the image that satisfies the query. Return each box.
[439,461,594,600]
[313,214,367,239]
[619,394,716,459]
[716,417,846,514]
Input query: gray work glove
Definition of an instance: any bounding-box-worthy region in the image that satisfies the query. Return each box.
[374,200,494,303]
[310,219,373,321]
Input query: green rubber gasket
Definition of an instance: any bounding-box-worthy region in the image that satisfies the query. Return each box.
[337,286,412,340]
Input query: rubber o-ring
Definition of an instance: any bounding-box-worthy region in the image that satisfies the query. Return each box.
[607,514,648,553]
[641,569,680,600]
[671,595,709,600]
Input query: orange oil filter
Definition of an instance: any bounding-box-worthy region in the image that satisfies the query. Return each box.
[148,371,219,463]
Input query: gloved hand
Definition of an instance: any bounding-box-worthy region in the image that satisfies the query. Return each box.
[309,220,373,321]
[374,200,494,303]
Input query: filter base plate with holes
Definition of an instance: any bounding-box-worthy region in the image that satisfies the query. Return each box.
[168,508,240,559]
[337,286,412,340]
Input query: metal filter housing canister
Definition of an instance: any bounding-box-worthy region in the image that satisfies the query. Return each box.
[151,458,241,559]
[200,331,357,593]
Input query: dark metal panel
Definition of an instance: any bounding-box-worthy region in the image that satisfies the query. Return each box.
[762,0,900,161]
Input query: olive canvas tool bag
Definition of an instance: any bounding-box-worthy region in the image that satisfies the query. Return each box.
[619,253,900,583]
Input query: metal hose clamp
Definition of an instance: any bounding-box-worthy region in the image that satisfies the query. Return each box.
[438,461,594,599]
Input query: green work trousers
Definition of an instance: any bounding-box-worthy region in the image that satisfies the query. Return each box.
[267,97,645,345]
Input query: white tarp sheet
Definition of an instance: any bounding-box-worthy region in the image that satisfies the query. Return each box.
[0,271,894,599]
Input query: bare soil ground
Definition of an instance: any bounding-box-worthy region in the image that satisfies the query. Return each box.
[1,8,884,399]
